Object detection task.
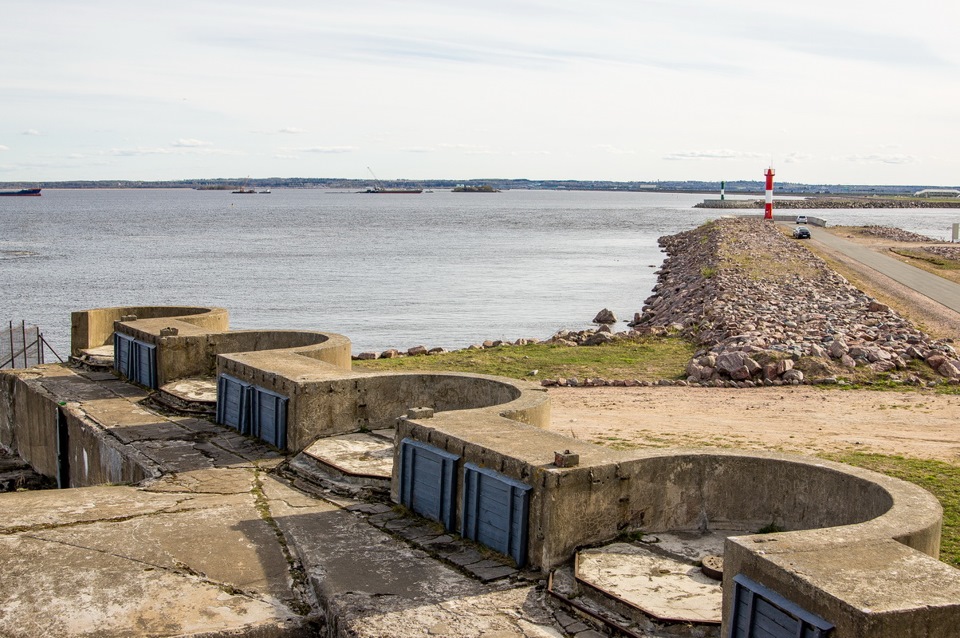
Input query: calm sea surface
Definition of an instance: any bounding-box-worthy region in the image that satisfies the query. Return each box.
[2,188,958,358]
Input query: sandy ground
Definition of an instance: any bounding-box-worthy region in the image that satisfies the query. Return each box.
[547,386,960,463]
[548,227,960,464]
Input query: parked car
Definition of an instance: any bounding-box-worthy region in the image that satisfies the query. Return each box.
[796,215,808,224]
[793,226,811,239]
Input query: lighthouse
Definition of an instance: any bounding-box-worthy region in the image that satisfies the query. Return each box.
[764,167,775,220]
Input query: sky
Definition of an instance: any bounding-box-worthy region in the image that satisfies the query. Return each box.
[2,0,958,186]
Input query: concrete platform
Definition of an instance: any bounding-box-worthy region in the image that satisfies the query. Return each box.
[157,376,218,415]
[577,536,725,625]
[76,344,114,368]
[302,429,395,479]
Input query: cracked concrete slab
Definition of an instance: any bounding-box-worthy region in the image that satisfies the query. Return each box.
[144,467,259,495]
[335,586,563,638]
[0,485,188,532]
[261,475,505,610]
[0,535,306,638]
[577,542,722,624]
[28,492,294,600]
[302,432,394,479]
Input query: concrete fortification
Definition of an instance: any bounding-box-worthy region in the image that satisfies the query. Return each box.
[0,284,958,635]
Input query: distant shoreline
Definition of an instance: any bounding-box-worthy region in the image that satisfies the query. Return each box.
[695,197,960,209]
[2,177,956,198]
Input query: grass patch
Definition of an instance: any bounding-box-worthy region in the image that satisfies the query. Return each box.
[354,336,697,381]
[890,248,960,271]
[823,452,960,568]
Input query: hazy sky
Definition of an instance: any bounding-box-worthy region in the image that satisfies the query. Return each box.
[2,0,958,185]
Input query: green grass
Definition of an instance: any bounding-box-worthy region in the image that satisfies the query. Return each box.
[824,452,960,568]
[353,336,697,382]
[890,248,960,271]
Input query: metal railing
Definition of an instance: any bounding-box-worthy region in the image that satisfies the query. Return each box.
[0,321,63,369]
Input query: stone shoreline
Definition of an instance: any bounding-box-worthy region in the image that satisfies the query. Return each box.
[357,219,960,389]
[632,218,959,387]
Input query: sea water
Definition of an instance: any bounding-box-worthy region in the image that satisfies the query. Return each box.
[1,188,957,358]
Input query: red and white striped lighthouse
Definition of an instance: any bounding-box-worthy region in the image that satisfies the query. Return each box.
[763,166,775,220]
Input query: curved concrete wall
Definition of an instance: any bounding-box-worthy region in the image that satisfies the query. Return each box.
[134,328,351,386]
[626,453,897,534]
[394,411,941,572]
[71,306,229,356]
[216,347,543,451]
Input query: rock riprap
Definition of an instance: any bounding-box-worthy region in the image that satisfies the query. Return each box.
[850,226,939,242]
[634,218,958,386]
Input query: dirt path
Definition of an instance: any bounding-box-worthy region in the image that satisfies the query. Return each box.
[547,386,960,463]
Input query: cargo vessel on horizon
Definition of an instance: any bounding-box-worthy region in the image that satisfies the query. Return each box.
[0,188,41,196]
[363,167,422,194]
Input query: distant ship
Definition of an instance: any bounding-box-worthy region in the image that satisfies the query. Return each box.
[0,188,41,197]
[232,177,256,194]
[363,166,422,194]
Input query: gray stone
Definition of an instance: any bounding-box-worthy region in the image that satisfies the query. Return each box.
[593,308,617,324]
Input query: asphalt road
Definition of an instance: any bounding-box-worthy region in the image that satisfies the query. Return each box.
[802,226,960,314]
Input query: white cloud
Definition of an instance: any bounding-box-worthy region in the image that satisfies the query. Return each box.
[844,153,918,165]
[400,146,434,153]
[438,144,495,155]
[107,147,175,157]
[21,129,40,136]
[107,144,240,157]
[278,127,306,134]
[295,146,355,154]
[0,145,9,151]
[595,144,636,155]
[783,152,814,163]
[171,138,211,147]
[663,149,766,161]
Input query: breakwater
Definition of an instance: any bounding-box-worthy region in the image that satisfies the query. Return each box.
[633,218,959,386]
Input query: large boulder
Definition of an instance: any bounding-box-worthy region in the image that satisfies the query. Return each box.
[593,308,618,324]
[715,351,760,380]
[938,360,960,379]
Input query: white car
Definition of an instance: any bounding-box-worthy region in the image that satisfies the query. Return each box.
[796,215,808,224]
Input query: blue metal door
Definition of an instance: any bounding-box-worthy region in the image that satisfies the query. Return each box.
[398,439,459,530]
[113,334,156,389]
[114,332,134,378]
[133,340,157,389]
[728,574,833,637]
[461,463,531,567]
[251,386,288,449]
[216,375,289,449]
[216,374,252,433]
